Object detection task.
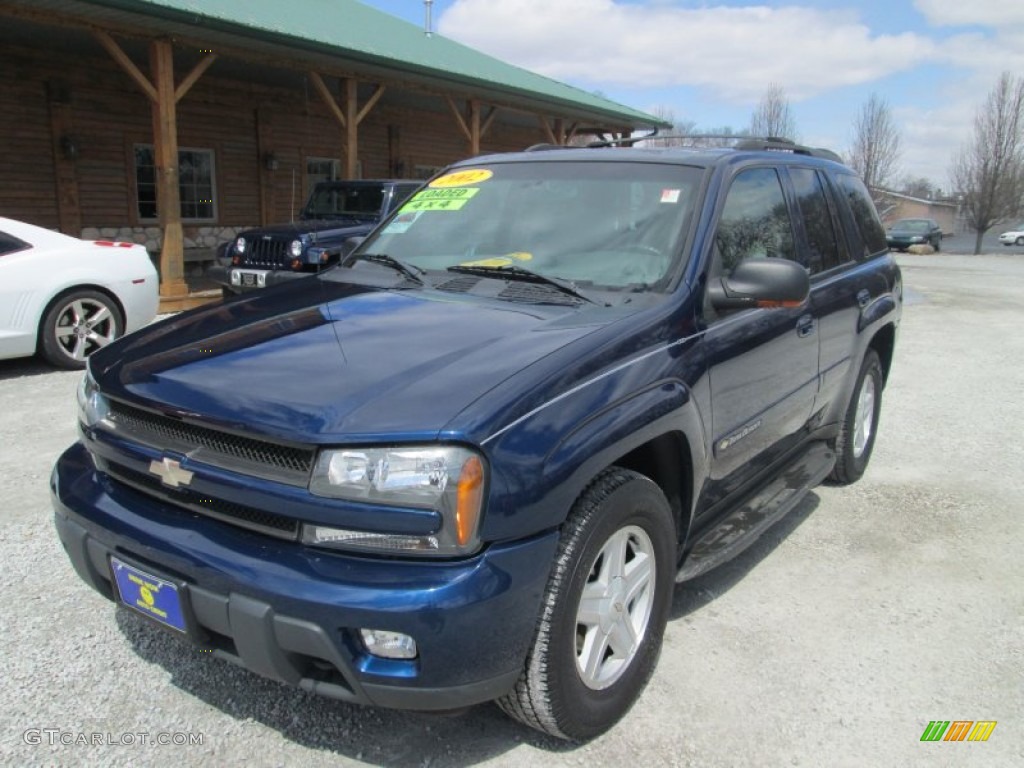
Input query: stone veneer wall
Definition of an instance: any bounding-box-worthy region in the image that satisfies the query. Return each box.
[78,225,254,256]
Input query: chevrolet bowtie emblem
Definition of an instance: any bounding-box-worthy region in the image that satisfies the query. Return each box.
[149,457,194,488]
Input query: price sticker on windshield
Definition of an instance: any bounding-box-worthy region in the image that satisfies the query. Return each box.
[402,187,480,212]
[429,169,493,188]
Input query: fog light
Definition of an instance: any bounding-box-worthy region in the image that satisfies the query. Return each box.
[360,629,417,660]
[257,273,266,286]
[230,271,241,286]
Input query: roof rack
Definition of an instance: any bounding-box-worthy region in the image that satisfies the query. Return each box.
[580,131,844,163]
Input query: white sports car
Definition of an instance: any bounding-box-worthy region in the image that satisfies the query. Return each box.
[0,217,159,368]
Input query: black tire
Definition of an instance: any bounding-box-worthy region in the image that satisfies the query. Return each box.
[497,468,676,741]
[933,238,941,252]
[39,290,123,369]
[828,349,883,485]
[1016,236,1024,246]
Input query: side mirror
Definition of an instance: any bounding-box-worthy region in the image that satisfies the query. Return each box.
[708,258,809,310]
[341,236,366,259]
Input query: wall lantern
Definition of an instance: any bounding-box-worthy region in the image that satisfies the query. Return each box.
[60,135,80,162]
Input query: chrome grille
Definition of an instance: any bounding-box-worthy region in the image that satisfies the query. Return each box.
[105,401,314,484]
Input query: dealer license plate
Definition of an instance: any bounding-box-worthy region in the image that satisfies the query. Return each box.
[238,269,266,287]
[110,557,187,633]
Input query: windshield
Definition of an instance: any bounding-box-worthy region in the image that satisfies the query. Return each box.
[355,161,701,292]
[891,219,931,233]
[304,184,386,219]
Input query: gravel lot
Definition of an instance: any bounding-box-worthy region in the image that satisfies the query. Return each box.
[1,252,1022,767]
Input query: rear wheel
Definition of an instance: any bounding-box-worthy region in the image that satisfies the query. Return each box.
[828,349,883,485]
[497,468,675,741]
[1016,236,1024,246]
[40,290,122,369]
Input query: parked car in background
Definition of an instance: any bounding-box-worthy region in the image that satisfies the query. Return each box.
[885,218,942,251]
[998,225,1024,246]
[209,180,421,295]
[0,217,158,368]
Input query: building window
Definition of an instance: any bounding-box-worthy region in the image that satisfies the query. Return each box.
[134,145,216,221]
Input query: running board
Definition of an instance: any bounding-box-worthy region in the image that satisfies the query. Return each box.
[676,442,835,582]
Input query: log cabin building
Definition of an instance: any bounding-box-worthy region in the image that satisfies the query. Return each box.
[0,0,664,309]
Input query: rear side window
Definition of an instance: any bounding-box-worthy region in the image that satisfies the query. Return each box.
[834,174,887,257]
[0,231,30,256]
[790,168,842,274]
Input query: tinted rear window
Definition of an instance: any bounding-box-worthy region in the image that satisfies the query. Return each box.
[0,231,30,256]
[835,174,887,257]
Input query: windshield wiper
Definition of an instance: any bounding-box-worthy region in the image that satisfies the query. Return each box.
[446,264,600,305]
[349,253,425,285]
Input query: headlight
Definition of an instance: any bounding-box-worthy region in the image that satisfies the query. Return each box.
[289,239,303,258]
[76,367,109,428]
[305,446,485,557]
[233,237,246,255]
[911,236,924,242]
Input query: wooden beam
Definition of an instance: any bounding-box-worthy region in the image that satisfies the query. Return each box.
[468,99,481,155]
[480,106,499,139]
[149,39,187,299]
[566,122,579,144]
[309,71,346,128]
[356,84,385,125]
[345,78,358,178]
[446,96,472,142]
[256,106,275,226]
[175,52,217,103]
[538,116,557,145]
[48,100,81,235]
[94,30,157,103]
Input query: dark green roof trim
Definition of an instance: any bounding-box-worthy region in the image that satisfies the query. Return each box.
[85,0,668,128]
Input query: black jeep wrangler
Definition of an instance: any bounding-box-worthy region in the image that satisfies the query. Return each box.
[210,179,420,294]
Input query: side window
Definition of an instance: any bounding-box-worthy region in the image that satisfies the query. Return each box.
[0,231,30,256]
[790,168,841,274]
[714,167,796,277]
[835,174,887,257]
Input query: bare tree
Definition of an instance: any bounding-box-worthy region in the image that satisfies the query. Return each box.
[749,83,797,140]
[900,176,937,200]
[848,93,901,194]
[950,71,1024,253]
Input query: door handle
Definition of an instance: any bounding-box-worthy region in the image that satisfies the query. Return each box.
[856,289,871,308]
[796,314,815,338]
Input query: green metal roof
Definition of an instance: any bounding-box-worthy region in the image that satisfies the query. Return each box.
[91,0,665,127]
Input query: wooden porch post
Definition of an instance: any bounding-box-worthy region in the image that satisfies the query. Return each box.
[309,73,384,179]
[149,39,187,299]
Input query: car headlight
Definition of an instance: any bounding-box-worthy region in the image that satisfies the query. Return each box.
[233,237,246,255]
[76,367,109,428]
[305,446,485,557]
[289,239,304,258]
[911,236,924,242]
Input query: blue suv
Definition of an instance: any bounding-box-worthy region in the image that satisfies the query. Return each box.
[53,138,901,741]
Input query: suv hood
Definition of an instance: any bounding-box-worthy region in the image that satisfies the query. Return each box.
[91,280,604,443]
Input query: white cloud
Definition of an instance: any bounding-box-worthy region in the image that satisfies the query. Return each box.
[914,0,1024,27]
[438,0,936,102]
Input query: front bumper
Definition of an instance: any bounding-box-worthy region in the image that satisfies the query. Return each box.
[52,442,557,710]
[207,265,316,294]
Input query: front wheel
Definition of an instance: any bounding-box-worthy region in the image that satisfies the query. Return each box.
[828,349,883,485]
[498,468,676,741]
[40,290,123,369]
